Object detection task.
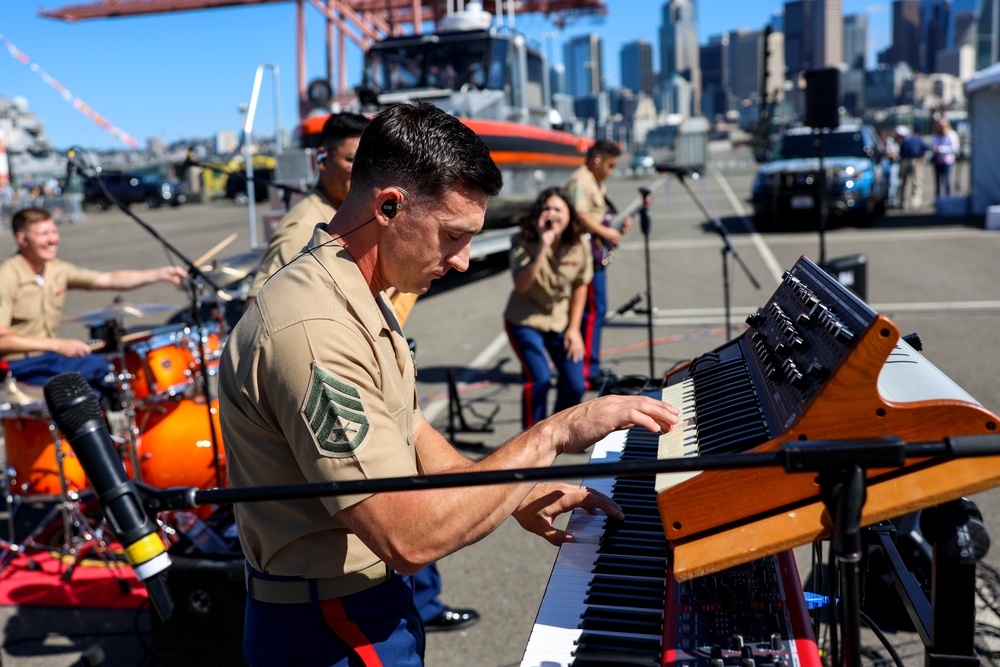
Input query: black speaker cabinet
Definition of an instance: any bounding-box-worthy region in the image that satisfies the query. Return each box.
[804,68,840,129]
[152,554,248,666]
[822,253,867,302]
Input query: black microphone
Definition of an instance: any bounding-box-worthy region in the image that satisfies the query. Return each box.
[43,372,174,621]
[615,293,644,316]
[654,163,696,176]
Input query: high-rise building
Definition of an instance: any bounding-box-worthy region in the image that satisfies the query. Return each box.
[844,13,868,70]
[621,40,655,95]
[820,0,844,67]
[889,0,921,69]
[700,33,730,119]
[659,0,702,114]
[784,0,844,81]
[564,33,604,99]
[977,0,1000,70]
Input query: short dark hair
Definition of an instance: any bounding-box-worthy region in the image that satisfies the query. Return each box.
[519,187,583,245]
[586,140,621,162]
[351,102,502,200]
[320,112,369,152]
[11,207,52,235]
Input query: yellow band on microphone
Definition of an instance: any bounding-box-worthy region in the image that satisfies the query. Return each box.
[125,532,166,566]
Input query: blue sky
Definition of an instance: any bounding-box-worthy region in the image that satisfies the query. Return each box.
[1,1,890,150]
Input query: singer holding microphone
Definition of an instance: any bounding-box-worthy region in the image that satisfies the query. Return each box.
[0,207,186,395]
[218,102,679,666]
[503,187,592,428]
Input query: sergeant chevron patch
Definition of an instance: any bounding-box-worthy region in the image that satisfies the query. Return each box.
[302,364,370,453]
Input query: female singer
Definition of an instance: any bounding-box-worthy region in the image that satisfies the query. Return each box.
[503,187,593,428]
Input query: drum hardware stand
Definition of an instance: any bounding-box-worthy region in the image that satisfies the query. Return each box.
[658,166,761,340]
[103,319,146,486]
[0,424,130,589]
[445,369,497,450]
[185,281,225,489]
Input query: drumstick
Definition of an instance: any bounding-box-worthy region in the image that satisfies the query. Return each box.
[193,232,239,269]
[89,329,154,351]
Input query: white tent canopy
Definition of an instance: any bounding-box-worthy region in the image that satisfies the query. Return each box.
[967,62,1000,215]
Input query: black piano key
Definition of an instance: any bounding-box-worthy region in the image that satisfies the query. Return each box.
[579,607,663,634]
[585,590,665,610]
[572,633,662,666]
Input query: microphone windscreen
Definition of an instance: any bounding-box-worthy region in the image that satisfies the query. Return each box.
[44,372,100,433]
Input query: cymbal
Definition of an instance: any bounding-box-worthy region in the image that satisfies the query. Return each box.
[196,250,262,287]
[0,378,46,408]
[63,301,177,324]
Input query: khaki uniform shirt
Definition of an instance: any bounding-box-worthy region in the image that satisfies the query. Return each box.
[0,255,99,359]
[503,235,593,333]
[566,164,607,231]
[219,226,421,582]
[248,189,337,298]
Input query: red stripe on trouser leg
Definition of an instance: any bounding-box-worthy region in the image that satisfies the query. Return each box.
[320,597,384,667]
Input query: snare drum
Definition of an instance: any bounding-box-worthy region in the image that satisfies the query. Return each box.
[130,398,226,490]
[3,410,88,497]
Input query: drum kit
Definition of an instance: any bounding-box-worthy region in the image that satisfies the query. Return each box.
[0,248,260,580]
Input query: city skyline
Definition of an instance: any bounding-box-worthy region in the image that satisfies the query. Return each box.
[3,2,894,150]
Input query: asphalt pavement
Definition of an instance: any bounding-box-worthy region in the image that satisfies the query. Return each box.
[1,147,999,666]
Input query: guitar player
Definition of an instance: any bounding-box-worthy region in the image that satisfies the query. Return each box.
[567,140,633,388]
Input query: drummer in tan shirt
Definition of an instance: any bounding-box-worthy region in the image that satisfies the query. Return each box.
[0,206,186,392]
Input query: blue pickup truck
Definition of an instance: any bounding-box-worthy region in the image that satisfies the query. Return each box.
[751,124,889,230]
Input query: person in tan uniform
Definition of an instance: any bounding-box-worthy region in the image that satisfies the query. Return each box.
[504,187,592,429]
[218,102,679,666]
[567,140,632,388]
[0,207,186,393]
[247,110,469,631]
[248,112,369,299]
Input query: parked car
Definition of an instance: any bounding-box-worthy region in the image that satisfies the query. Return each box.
[83,171,187,211]
[224,168,277,206]
[751,124,889,229]
[629,150,655,174]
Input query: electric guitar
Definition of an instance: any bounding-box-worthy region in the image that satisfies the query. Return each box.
[590,195,626,267]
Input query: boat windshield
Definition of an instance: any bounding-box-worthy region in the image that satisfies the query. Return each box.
[365,31,496,93]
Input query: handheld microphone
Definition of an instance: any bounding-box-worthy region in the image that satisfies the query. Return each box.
[43,372,174,621]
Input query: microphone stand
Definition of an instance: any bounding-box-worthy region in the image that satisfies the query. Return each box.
[665,167,761,339]
[70,152,228,489]
[637,188,655,379]
[139,433,1000,666]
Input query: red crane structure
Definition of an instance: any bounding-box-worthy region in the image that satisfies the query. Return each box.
[41,0,607,119]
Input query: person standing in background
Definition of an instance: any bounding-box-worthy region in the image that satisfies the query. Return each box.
[248,112,369,300]
[566,141,631,388]
[897,125,926,211]
[504,187,592,428]
[883,128,900,209]
[931,118,960,199]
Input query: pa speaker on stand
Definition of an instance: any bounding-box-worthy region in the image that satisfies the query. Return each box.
[803,68,840,130]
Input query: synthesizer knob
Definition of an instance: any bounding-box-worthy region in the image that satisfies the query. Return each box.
[796,313,813,329]
[791,336,808,353]
[746,311,765,328]
[834,326,855,344]
[806,362,829,381]
[769,632,783,650]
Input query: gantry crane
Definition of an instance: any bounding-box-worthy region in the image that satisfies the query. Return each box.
[41,0,607,119]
